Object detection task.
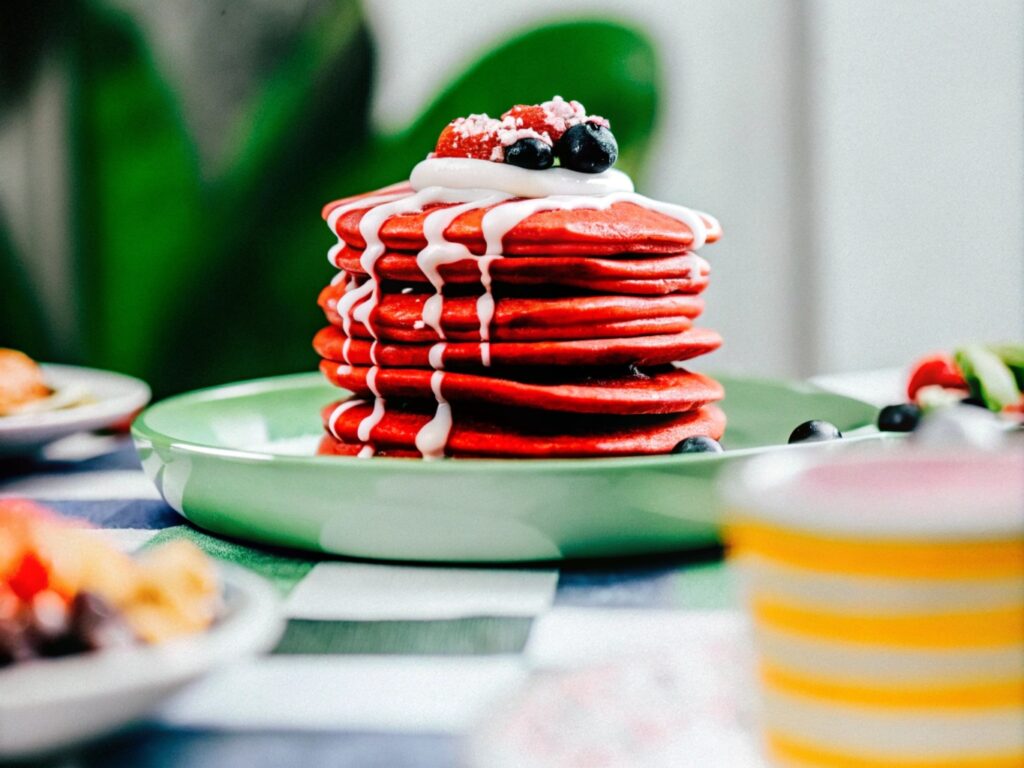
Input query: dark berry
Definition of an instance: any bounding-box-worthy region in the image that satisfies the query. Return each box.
[69,592,136,652]
[960,396,989,409]
[0,617,36,667]
[671,436,724,454]
[788,420,843,444]
[556,122,618,173]
[504,138,554,170]
[877,403,922,432]
[26,591,73,656]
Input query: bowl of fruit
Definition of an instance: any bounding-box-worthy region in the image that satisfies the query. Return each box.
[0,500,283,759]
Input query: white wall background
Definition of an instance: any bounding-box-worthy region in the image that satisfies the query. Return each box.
[366,0,1024,376]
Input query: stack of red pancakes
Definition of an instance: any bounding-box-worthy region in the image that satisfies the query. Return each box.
[315,109,724,459]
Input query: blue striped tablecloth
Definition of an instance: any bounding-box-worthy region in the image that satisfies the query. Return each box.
[0,371,899,768]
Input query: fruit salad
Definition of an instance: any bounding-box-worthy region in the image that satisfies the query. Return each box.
[0,499,220,667]
[906,345,1024,416]
[0,349,93,418]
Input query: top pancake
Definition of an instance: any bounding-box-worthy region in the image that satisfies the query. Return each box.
[324,188,722,257]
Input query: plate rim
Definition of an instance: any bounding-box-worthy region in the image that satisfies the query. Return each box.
[0,363,151,434]
[131,371,881,472]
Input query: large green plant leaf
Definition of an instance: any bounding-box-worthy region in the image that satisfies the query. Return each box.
[68,0,204,379]
[153,1,375,393]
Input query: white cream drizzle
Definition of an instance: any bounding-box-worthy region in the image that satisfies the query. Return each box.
[475,255,500,343]
[341,337,352,365]
[411,157,634,198]
[414,370,452,460]
[323,168,719,460]
[357,445,375,458]
[356,367,386,442]
[417,191,511,338]
[327,397,366,439]
[428,342,446,370]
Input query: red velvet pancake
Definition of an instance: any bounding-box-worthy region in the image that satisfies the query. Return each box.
[314,325,722,369]
[318,283,704,343]
[325,197,722,256]
[332,246,710,296]
[318,400,726,458]
[316,437,420,458]
[320,360,723,415]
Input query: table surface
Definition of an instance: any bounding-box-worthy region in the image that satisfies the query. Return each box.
[0,369,902,768]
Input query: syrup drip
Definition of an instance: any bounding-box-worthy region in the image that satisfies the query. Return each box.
[356,366,386,443]
[417,192,510,339]
[414,370,452,460]
[327,397,366,439]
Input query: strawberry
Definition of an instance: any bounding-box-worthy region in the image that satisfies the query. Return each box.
[502,104,560,141]
[502,97,597,143]
[907,353,967,402]
[434,115,503,160]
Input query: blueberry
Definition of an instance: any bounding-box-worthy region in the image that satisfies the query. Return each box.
[877,403,921,432]
[671,436,724,454]
[504,138,554,170]
[556,122,618,173]
[788,420,843,444]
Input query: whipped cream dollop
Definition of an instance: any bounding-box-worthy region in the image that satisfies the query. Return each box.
[410,157,634,198]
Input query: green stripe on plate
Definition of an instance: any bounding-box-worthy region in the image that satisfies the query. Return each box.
[145,525,316,595]
[274,617,534,656]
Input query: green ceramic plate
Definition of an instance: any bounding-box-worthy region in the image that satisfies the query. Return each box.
[132,373,878,563]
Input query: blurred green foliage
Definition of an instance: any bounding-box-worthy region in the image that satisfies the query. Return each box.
[0,0,659,395]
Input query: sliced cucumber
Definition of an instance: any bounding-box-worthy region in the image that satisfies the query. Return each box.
[955,345,1021,411]
[990,343,1024,391]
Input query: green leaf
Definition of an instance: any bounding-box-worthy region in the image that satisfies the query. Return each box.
[955,345,1021,411]
[149,2,375,392]
[68,0,204,379]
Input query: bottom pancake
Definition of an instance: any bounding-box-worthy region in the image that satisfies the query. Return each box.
[318,399,725,458]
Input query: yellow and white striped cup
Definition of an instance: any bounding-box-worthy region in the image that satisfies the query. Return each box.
[724,449,1024,768]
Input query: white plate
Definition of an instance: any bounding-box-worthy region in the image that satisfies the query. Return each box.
[0,566,283,759]
[0,364,151,456]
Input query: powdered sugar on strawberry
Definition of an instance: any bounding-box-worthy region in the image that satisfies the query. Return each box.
[435,114,503,160]
[503,96,609,142]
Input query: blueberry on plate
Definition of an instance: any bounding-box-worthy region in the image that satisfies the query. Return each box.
[556,122,618,173]
[671,436,724,454]
[788,420,843,444]
[877,403,922,432]
[504,137,554,170]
